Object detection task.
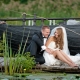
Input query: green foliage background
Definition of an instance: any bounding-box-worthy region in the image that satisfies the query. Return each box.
[0,0,80,18]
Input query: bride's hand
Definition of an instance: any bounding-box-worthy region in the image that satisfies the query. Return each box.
[45,48,53,54]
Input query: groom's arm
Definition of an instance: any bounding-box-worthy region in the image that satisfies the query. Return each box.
[32,34,43,47]
[32,34,47,51]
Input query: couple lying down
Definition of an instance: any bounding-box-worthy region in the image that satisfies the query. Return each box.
[43,26,80,67]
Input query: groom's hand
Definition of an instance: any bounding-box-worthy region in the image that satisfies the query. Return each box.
[45,48,53,54]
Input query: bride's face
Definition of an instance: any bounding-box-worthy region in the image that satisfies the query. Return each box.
[54,30,59,38]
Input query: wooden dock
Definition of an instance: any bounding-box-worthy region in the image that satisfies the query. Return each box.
[0,57,80,73]
[34,63,80,73]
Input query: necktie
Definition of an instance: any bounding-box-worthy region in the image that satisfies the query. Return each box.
[43,37,47,38]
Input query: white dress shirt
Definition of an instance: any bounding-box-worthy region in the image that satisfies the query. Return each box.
[41,37,47,50]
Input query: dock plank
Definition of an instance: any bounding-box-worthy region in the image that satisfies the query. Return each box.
[0,57,80,73]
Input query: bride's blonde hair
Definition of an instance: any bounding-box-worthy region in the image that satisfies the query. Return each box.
[55,28,64,50]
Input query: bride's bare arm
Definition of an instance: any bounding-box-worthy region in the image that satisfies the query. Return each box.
[45,36,54,54]
[45,36,52,47]
[46,36,60,51]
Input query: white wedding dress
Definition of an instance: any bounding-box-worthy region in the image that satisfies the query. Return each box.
[43,41,80,66]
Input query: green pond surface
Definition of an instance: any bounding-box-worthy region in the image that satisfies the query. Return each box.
[0,73,80,80]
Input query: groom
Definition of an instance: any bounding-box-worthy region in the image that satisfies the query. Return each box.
[26,25,51,64]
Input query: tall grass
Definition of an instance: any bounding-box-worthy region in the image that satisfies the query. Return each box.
[0,0,80,25]
[22,28,30,54]
[3,30,13,75]
[18,27,25,55]
[3,31,9,75]
[9,32,13,75]
[2,25,35,75]
[0,38,4,56]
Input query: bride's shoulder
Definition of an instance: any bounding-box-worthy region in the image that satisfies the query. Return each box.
[49,36,55,41]
[49,36,54,38]
[46,36,55,46]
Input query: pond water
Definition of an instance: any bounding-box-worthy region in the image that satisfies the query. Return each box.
[0,73,80,80]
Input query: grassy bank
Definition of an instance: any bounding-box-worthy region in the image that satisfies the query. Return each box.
[0,0,80,25]
[0,0,80,18]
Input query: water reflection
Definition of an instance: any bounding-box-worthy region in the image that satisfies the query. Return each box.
[0,79,30,80]
[0,74,80,80]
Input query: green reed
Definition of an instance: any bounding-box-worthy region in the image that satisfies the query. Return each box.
[0,38,4,57]
[22,28,30,54]
[3,31,9,75]
[3,30,14,75]
[18,27,25,55]
[2,25,35,75]
[9,32,13,75]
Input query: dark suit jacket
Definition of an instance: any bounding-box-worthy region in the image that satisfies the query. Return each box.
[27,31,44,56]
[32,31,44,48]
[26,31,45,64]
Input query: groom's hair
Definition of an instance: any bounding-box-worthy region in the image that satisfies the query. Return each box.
[41,25,50,30]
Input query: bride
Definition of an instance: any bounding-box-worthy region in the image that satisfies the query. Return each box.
[43,26,80,67]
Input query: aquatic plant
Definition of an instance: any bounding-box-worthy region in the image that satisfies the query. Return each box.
[3,31,9,75]
[13,52,35,73]
[0,37,4,57]
[2,27,35,75]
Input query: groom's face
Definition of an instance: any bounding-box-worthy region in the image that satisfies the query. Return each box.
[42,28,50,38]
